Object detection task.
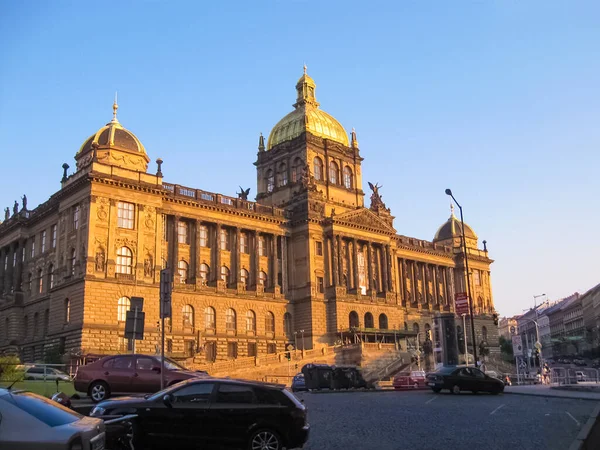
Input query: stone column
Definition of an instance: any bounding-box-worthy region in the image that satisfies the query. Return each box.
[337,236,344,288]
[381,245,388,293]
[194,220,202,282]
[213,222,221,283]
[332,235,339,286]
[423,263,429,305]
[366,243,373,292]
[352,239,359,291]
[14,239,24,292]
[386,245,394,292]
[410,260,417,305]
[171,215,180,282]
[432,265,439,307]
[235,228,241,284]
[281,236,288,293]
[252,231,260,287]
[448,267,455,305]
[271,234,279,288]
[0,247,5,293]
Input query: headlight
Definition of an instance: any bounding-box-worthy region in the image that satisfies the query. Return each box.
[90,406,106,417]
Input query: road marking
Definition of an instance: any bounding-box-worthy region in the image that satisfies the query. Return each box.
[566,412,581,427]
[490,404,505,415]
[425,396,437,404]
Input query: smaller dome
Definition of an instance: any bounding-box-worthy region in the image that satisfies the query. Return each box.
[78,100,146,156]
[433,205,478,242]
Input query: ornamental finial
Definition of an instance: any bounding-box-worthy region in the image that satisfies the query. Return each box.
[112,92,119,123]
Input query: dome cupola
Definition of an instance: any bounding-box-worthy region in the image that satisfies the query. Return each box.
[267,66,349,150]
[433,204,478,247]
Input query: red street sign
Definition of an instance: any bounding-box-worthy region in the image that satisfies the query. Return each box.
[455,292,470,316]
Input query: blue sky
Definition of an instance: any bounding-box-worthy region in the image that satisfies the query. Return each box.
[1,1,598,317]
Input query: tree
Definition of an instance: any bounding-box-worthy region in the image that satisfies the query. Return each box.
[0,356,24,383]
[499,336,513,358]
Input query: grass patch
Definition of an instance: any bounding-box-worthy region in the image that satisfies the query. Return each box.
[0,380,77,398]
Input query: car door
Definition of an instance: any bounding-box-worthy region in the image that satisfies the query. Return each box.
[107,356,135,393]
[207,383,258,447]
[133,356,161,393]
[470,368,487,392]
[457,368,476,391]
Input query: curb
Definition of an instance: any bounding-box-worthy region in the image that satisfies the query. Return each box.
[503,390,600,402]
[569,403,600,450]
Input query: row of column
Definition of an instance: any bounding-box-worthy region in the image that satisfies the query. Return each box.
[326,235,394,294]
[0,240,25,295]
[168,216,286,292]
[398,258,454,308]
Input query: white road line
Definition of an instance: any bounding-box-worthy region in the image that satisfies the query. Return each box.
[425,396,437,404]
[490,404,505,415]
[566,411,581,427]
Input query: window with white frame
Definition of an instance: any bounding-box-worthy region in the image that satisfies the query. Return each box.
[116,247,133,274]
[199,225,208,247]
[182,304,194,328]
[38,269,43,294]
[266,169,274,193]
[259,271,267,286]
[343,166,353,189]
[220,228,230,251]
[178,221,189,244]
[220,266,230,283]
[73,206,80,230]
[204,307,216,330]
[258,236,266,256]
[246,310,256,333]
[240,232,249,254]
[41,231,47,253]
[70,248,76,276]
[265,312,275,333]
[117,297,130,322]
[48,264,54,289]
[117,202,135,229]
[199,263,210,284]
[51,225,57,248]
[178,260,189,284]
[240,269,249,288]
[226,308,236,331]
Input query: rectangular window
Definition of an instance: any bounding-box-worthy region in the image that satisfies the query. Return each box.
[185,340,195,357]
[240,232,249,253]
[117,202,135,229]
[199,225,208,247]
[267,343,277,354]
[227,342,238,359]
[51,225,57,248]
[73,206,80,230]
[258,236,266,256]
[31,241,35,259]
[178,221,189,244]
[315,241,323,256]
[317,276,324,293]
[41,231,47,253]
[247,342,257,357]
[220,228,230,251]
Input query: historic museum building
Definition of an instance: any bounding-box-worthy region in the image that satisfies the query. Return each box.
[0,69,498,363]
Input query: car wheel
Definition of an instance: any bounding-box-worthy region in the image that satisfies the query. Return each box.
[451,384,461,395]
[89,381,109,403]
[248,429,282,450]
[432,388,441,393]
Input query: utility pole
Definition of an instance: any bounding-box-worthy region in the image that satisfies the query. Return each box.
[462,313,468,366]
[160,269,172,391]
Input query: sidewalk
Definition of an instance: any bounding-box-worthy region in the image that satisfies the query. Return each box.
[505,384,600,401]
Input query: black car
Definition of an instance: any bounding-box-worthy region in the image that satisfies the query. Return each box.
[90,378,309,450]
[426,366,504,395]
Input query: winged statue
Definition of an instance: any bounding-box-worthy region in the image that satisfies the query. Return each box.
[237,186,251,200]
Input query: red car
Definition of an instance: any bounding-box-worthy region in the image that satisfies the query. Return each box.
[74,354,209,402]
[393,370,427,390]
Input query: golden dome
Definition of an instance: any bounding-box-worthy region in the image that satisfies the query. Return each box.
[78,97,146,156]
[267,66,349,150]
[433,205,478,242]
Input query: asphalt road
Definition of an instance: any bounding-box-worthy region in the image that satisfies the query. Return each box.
[295,390,596,450]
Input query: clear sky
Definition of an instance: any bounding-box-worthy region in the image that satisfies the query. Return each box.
[1,1,598,317]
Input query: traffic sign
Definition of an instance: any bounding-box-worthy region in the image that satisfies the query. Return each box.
[160,268,172,319]
[511,335,523,356]
[455,292,470,316]
[125,310,145,340]
[510,325,516,335]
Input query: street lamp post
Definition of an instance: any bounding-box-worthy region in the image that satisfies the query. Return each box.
[445,189,478,366]
[462,313,469,366]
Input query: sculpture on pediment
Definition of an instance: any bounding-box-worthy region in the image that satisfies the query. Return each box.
[300,163,317,191]
[368,182,387,210]
[13,201,19,216]
[237,186,251,200]
[22,195,27,211]
[4,208,9,220]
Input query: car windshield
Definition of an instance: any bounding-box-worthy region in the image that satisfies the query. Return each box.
[411,371,425,377]
[161,358,187,371]
[1,392,82,427]
[147,379,193,400]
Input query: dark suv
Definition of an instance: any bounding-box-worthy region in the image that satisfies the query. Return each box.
[74,354,209,402]
[90,378,310,450]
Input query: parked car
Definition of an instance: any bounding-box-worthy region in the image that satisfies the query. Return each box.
[426,366,504,395]
[484,371,500,380]
[90,378,310,450]
[291,373,306,392]
[393,371,427,389]
[0,387,106,449]
[74,354,210,402]
[24,366,71,382]
[576,371,586,382]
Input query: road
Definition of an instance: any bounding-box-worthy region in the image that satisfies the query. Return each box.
[296,390,596,450]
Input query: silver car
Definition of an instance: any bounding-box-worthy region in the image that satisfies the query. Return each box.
[24,366,72,382]
[0,388,106,450]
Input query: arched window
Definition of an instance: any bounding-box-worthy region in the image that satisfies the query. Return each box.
[349,311,359,328]
[266,169,274,193]
[240,269,249,288]
[481,326,488,342]
[182,305,194,328]
[116,246,133,274]
[265,312,275,333]
[277,163,288,187]
[413,323,420,334]
[199,263,210,284]
[292,158,303,183]
[178,260,189,284]
[284,312,293,337]
[379,314,388,330]
[220,266,230,283]
[204,307,216,330]
[117,297,130,322]
[70,248,76,276]
[258,271,267,286]
[226,308,237,332]
[329,161,339,184]
[246,310,256,333]
[343,166,353,189]
[364,312,374,329]
[48,264,54,289]
[38,269,43,294]
[313,157,323,181]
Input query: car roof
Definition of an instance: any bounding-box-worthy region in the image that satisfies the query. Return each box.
[171,377,286,390]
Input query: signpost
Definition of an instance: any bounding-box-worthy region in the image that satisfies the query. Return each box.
[455,292,470,316]
[159,269,172,390]
[512,336,524,385]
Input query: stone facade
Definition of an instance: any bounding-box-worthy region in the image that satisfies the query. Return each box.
[0,72,498,364]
